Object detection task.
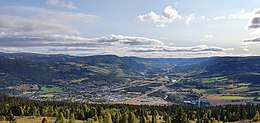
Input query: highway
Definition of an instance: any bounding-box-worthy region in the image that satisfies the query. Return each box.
[127,77,183,102]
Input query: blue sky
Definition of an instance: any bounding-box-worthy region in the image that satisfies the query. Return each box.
[0,0,260,57]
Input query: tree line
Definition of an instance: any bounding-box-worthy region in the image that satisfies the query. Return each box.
[0,94,259,123]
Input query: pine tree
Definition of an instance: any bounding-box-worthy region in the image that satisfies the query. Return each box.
[42,117,49,123]
[120,112,129,123]
[69,113,76,123]
[253,111,260,122]
[113,112,121,123]
[223,116,228,123]
[174,108,188,123]
[129,112,137,123]
[7,111,16,123]
[103,111,113,123]
[164,115,171,123]
[55,112,66,123]
[140,115,147,123]
[152,115,156,123]
[93,114,100,123]
[240,109,247,120]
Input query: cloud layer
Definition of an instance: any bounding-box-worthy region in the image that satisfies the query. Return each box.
[0,6,234,58]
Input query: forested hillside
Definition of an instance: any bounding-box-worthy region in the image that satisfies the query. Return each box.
[0,94,260,123]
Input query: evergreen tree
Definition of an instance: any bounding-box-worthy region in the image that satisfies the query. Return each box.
[120,112,128,123]
[201,113,210,123]
[69,113,76,123]
[128,112,137,123]
[93,114,100,123]
[140,115,147,123]
[151,115,155,123]
[7,111,16,123]
[103,111,113,123]
[164,115,171,123]
[253,111,260,122]
[113,112,121,123]
[42,117,49,123]
[174,108,188,123]
[240,110,247,120]
[223,116,228,123]
[55,112,66,123]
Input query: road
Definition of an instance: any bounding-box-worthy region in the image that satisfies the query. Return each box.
[127,77,183,102]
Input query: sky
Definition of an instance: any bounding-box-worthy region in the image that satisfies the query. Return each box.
[0,0,260,58]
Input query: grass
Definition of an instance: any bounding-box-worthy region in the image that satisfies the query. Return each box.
[42,86,63,93]
[201,76,228,84]
[39,94,54,97]
[192,89,207,93]
[22,91,36,95]
[220,96,254,100]
[226,87,249,93]
[192,88,218,94]
[0,116,84,123]
[85,66,110,75]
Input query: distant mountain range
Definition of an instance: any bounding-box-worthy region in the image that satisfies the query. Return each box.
[0,52,259,88]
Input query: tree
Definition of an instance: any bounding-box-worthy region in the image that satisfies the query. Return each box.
[253,111,260,122]
[69,113,76,123]
[7,111,16,123]
[42,117,49,123]
[113,112,121,123]
[128,112,137,123]
[151,110,158,123]
[120,112,129,123]
[93,114,100,123]
[240,110,247,120]
[201,113,210,123]
[174,108,188,123]
[223,116,228,123]
[164,115,171,123]
[55,112,66,123]
[151,115,156,123]
[103,111,113,123]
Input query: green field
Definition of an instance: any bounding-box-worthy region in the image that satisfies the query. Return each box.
[201,76,229,84]
[226,87,249,93]
[22,91,36,95]
[85,66,110,75]
[220,96,254,100]
[41,86,63,93]
[192,88,219,94]
[39,94,54,97]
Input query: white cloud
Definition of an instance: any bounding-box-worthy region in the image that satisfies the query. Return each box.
[0,15,81,36]
[46,0,76,9]
[0,5,234,58]
[136,6,181,27]
[186,13,195,25]
[213,16,226,20]
[229,9,255,20]
[244,9,260,43]
[201,34,214,41]
[0,6,98,25]
[0,6,99,41]
[242,45,250,52]
[0,32,233,58]
[130,45,232,53]
[210,9,259,21]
